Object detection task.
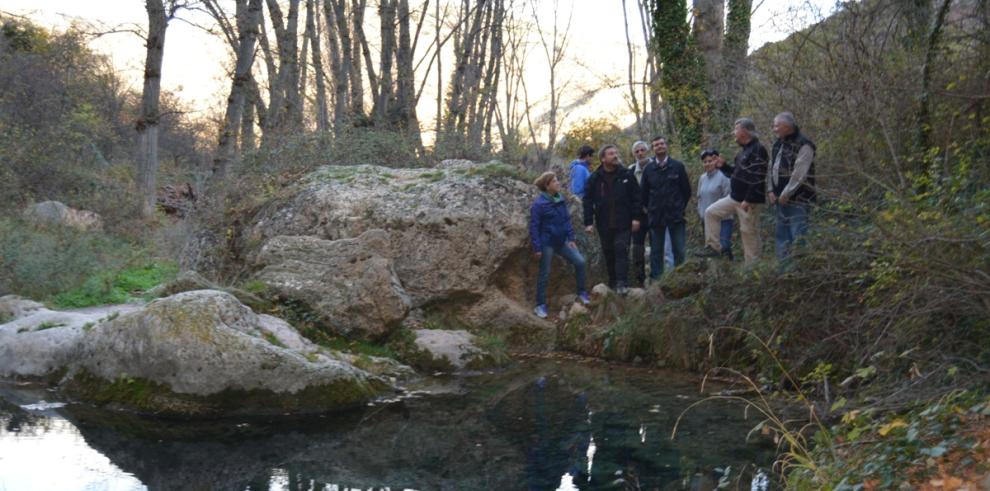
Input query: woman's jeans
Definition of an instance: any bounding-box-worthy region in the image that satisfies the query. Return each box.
[775,202,809,261]
[535,243,587,306]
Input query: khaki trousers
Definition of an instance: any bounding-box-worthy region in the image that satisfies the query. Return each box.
[704,196,762,263]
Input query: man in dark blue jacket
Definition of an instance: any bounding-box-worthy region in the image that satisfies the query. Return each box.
[640,135,691,279]
[582,144,643,294]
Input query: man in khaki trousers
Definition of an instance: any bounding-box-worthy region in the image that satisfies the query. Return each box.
[696,118,769,263]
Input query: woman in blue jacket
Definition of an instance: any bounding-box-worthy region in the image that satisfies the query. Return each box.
[529,172,590,319]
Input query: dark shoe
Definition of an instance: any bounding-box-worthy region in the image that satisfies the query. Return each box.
[695,246,721,258]
[721,249,734,261]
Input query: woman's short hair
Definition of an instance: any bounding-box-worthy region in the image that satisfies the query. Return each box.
[533,171,557,191]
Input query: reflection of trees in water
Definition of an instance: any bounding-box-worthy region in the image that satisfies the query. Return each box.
[0,399,57,437]
[0,361,774,490]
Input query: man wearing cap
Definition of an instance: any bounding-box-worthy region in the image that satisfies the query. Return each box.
[767,112,816,263]
[641,135,691,279]
[697,149,734,260]
[697,118,769,263]
[569,145,595,198]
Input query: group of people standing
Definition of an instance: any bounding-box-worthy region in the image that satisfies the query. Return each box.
[527,112,817,319]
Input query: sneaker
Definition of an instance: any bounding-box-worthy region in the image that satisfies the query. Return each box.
[578,292,591,306]
[533,304,548,319]
[616,284,629,296]
[694,246,721,258]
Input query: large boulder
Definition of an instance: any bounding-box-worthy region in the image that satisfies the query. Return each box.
[56,290,393,417]
[230,163,589,342]
[22,201,103,231]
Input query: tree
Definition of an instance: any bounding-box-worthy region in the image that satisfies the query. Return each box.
[652,0,706,153]
[137,0,182,219]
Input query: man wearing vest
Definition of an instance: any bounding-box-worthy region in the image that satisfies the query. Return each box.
[582,144,643,295]
[697,118,769,264]
[768,112,816,263]
[641,135,691,279]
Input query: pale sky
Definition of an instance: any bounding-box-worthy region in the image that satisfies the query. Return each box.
[0,0,838,138]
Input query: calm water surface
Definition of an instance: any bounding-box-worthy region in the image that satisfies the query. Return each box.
[0,358,776,490]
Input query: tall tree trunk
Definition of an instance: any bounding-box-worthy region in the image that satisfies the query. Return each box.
[212,0,263,184]
[396,0,423,152]
[917,0,953,159]
[137,0,169,219]
[375,0,397,126]
[718,0,751,149]
[351,0,367,120]
[310,0,330,132]
[323,0,349,135]
[622,0,644,136]
[693,0,724,147]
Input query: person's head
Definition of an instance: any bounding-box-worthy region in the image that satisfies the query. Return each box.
[577,145,595,161]
[700,149,720,172]
[632,141,649,163]
[733,118,758,145]
[533,171,560,195]
[772,112,798,139]
[651,136,668,158]
[599,144,620,168]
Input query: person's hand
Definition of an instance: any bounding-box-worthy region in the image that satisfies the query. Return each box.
[779,194,790,205]
[767,192,777,205]
[740,201,750,212]
[534,251,542,259]
[585,225,594,234]
[631,220,641,232]
[567,241,577,249]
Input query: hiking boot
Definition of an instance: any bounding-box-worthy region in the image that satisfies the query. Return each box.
[533,304,548,319]
[694,246,721,258]
[578,292,591,306]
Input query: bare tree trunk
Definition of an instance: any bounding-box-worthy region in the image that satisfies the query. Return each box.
[351,0,367,120]
[323,0,349,135]
[310,0,330,132]
[396,0,424,152]
[299,0,313,123]
[375,0,397,126]
[917,0,953,158]
[212,0,263,184]
[622,0,644,136]
[137,0,170,219]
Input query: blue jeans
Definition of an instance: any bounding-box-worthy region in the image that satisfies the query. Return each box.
[717,218,733,256]
[649,222,685,279]
[775,203,809,261]
[535,243,587,306]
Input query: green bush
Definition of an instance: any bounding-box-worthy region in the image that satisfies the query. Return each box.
[0,218,131,299]
[51,261,178,308]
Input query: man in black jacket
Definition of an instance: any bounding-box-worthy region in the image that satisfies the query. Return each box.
[697,118,768,264]
[583,144,642,294]
[641,135,691,280]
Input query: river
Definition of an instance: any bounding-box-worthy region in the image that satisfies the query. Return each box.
[0,356,775,490]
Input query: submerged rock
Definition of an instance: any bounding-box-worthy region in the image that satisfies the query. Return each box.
[407,329,491,371]
[64,290,391,417]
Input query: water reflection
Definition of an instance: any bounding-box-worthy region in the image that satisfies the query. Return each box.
[0,359,775,490]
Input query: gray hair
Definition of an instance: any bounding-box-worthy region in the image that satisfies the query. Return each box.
[631,140,649,153]
[774,112,797,129]
[734,117,759,137]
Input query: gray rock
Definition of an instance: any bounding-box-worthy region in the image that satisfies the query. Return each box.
[22,201,103,231]
[65,290,390,416]
[410,329,489,371]
[0,301,141,378]
[254,229,411,340]
[232,164,583,341]
[591,283,612,299]
[146,270,268,310]
[568,302,590,319]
